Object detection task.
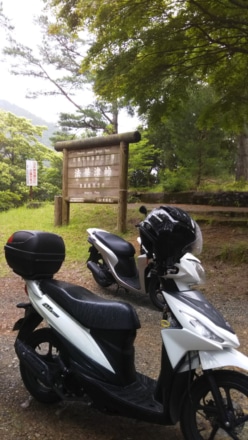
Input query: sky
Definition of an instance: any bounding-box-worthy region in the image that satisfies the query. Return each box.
[0,0,139,131]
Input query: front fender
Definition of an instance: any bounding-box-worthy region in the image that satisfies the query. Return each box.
[13,303,43,341]
[199,348,248,371]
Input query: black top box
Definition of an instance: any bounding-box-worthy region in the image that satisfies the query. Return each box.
[4,230,65,279]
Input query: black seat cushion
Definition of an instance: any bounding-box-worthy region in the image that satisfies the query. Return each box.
[39,279,141,330]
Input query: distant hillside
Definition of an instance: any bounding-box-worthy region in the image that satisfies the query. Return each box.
[0,99,57,148]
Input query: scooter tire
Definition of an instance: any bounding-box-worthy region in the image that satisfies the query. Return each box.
[88,253,114,287]
[180,369,248,439]
[148,276,166,310]
[19,328,63,404]
[92,271,114,288]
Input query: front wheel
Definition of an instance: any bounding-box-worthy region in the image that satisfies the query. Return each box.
[148,276,166,310]
[180,370,248,439]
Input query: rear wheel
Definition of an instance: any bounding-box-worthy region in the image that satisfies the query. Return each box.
[180,370,248,439]
[20,328,63,403]
[88,246,114,287]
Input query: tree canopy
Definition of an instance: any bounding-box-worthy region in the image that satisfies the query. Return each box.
[2,0,248,186]
[47,0,248,180]
[49,0,248,130]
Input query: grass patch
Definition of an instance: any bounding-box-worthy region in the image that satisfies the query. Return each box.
[1,202,246,277]
[218,243,248,264]
[0,203,144,276]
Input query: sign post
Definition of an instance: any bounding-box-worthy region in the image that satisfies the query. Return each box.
[26,160,38,200]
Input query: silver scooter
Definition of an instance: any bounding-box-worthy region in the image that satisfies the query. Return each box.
[87,205,204,309]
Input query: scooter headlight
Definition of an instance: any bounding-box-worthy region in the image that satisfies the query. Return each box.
[188,317,224,343]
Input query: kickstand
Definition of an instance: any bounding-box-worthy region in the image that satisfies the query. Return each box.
[115,285,128,295]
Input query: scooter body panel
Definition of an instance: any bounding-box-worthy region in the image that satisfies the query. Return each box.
[26,281,115,373]
[87,228,148,294]
[199,348,248,371]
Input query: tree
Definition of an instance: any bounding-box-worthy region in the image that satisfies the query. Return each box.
[151,85,235,188]
[0,110,61,209]
[3,13,128,134]
[128,129,160,188]
[49,0,248,180]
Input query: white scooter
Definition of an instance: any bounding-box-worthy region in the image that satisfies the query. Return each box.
[87,205,204,309]
[4,206,248,439]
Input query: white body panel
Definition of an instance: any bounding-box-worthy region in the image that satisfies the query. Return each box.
[162,327,248,371]
[161,328,222,368]
[199,348,248,371]
[163,292,240,348]
[161,290,247,372]
[26,280,115,373]
[87,228,148,293]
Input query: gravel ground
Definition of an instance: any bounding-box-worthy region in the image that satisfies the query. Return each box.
[0,223,248,440]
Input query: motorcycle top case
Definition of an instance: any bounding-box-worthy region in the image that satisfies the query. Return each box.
[4,230,65,279]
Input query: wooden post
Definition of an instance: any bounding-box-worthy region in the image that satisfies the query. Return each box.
[54,196,62,226]
[62,148,70,225]
[118,141,129,233]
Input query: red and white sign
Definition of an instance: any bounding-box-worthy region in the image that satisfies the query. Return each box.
[26,160,38,186]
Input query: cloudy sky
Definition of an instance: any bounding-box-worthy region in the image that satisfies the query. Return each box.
[0,0,139,130]
[0,0,62,121]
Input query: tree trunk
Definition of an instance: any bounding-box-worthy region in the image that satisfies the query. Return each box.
[112,101,118,134]
[236,133,248,180]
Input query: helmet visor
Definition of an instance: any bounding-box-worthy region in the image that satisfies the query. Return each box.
[183,221,203,255]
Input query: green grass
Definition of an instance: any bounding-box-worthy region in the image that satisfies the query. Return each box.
[0,203,144,276]
[218,243,248,264]
[1,202,246,277]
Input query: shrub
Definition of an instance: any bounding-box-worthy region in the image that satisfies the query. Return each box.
[161,168,193,192]
[0,191,22,211]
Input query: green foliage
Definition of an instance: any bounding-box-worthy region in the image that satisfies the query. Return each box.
[199,177,248,192]
[218,243,248,265]
[0,190,22,211]
[146,85,235,188]
[49,130,76,145]
[128,130,159,187]
[48,0,248,180]
[58,0,248,132]
[161,168,194,192]
[58,101,118,134]
[0,110,62,209]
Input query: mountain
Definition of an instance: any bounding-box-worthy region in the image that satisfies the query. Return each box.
[0,99,57,148]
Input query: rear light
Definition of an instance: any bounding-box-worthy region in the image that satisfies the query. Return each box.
[7,234,14,243]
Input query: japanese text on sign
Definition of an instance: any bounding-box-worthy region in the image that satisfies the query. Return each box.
[26,160,38,186]
[67,147,119,202]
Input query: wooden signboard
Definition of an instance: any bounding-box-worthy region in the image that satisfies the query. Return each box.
[55,131,141,231]
[67,146,120,203]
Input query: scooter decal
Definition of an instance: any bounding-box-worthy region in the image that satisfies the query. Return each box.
[42,303,60,318]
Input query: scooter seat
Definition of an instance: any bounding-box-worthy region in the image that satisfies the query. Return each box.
[39,279,141,330]
[94,231,135,256]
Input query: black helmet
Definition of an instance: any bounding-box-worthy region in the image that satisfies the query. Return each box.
[139,206,202,267]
